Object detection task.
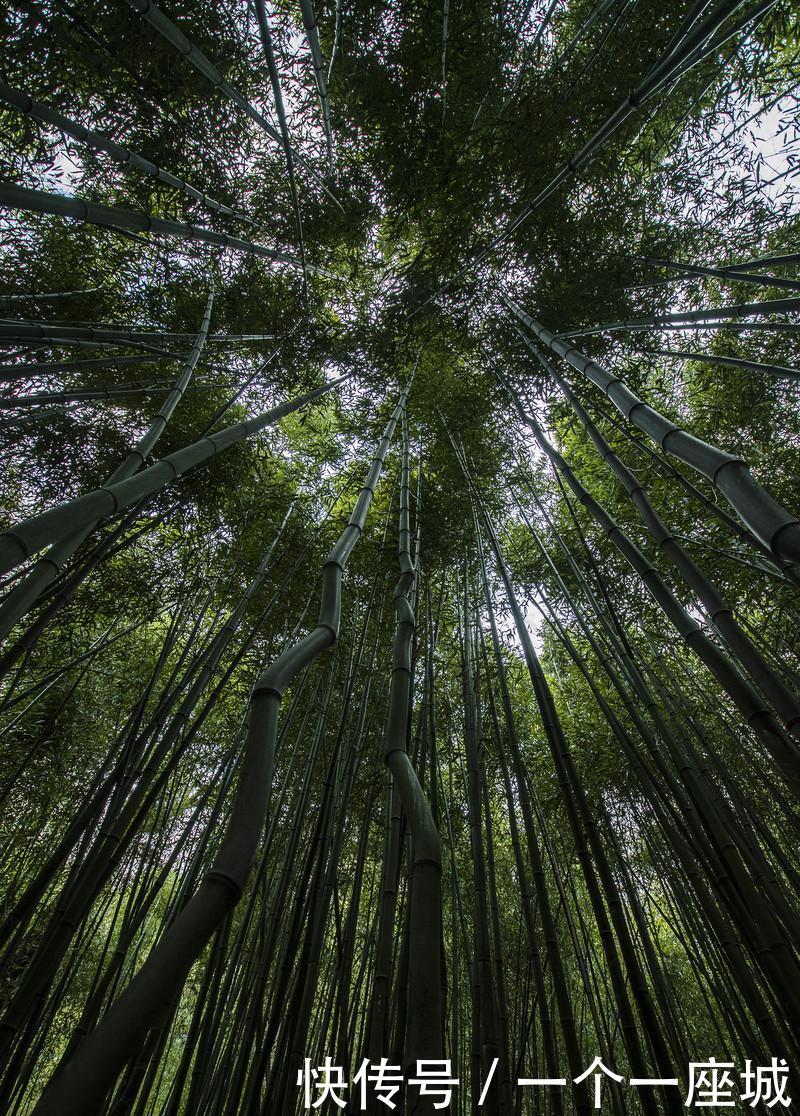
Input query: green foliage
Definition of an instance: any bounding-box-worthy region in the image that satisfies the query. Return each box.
[1,0,799,1112]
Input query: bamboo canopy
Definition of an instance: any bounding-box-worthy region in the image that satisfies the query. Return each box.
[1,1,799,1114]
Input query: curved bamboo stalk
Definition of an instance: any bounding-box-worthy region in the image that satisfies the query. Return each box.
[42,531,299,1087]
[0,512,336,1086]
[29,380,410,1116]
[0,377,346,574]
[507,299,800,564]
[271,595,386,1110]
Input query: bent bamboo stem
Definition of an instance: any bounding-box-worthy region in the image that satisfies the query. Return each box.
[30,380,411,1116]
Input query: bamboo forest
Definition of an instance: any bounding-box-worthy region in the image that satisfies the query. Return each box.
[1,0,800,1112]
